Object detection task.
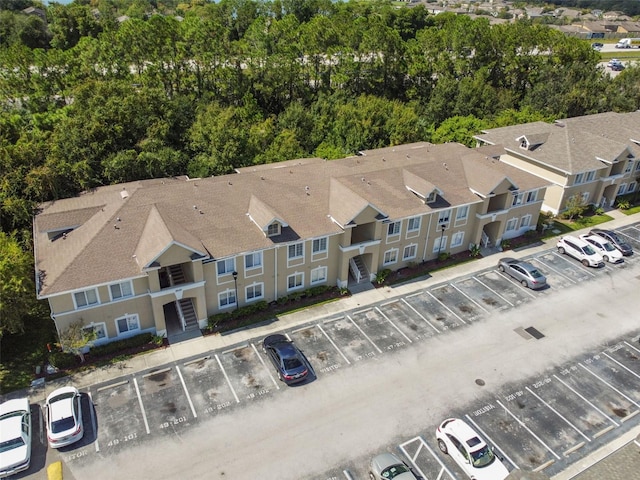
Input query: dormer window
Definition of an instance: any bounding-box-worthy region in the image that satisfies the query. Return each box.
[267,223,280,237]
[520,139,528,149]
[426,191,437,203]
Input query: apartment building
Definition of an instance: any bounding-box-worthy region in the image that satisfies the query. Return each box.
[475,111,640,214]
[33,142,548,345]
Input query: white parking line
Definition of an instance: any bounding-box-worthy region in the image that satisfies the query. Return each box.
[496,399,561,460]
[251,343,280,389]
[375,307,412,343]
[474,275,519,304]
[525,386,590,442]
[602,352,640,380]
[529,257,575,283]
[96,380,129,392]
[579,363,640,410]
[425,290,466,324]
[221,343,249,355]
[450,282,489,313]
[400,297,440,333]
[347,314,382,353]
[552,252,597,276]
[552,374,619,427]
[493,271,536,298]
[623,340,640,355]
[464,414,519,469]
[317,324,351,365]
[133,378,150,434]
[175,366,197,419]
[142,367,171,378]
[399,436,456,480]
[215,354,240,403]
[87,391,100,452]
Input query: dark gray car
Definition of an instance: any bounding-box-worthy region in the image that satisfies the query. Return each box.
[262,334,309,385]
[498,257,547,289]
[589,228,633,256]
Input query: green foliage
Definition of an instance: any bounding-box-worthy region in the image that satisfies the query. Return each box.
[89,333,155,357]
[561,194,588,221]
[376,268,392,284]
[438,252,451,262]
[469,243,481,257]
[617,199,631,210]
[49,351,78,370]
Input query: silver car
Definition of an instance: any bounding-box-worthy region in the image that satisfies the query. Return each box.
[369,452,418,480]
[498,257,547,289]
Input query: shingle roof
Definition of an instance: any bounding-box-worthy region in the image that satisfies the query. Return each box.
[34,142,546,297]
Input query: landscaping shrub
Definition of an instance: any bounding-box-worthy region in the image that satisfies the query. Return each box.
[89,333,154,357]
[49,351,79,369]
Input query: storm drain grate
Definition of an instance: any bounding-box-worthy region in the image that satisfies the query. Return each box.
[524,326,545,339]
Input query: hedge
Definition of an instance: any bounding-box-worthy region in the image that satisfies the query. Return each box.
[89,333,155,357]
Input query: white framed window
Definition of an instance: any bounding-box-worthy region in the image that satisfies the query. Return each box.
[636,162,640,172]
[574,173,584,185]
[288,242,304,259]
[438,210,451,225]
[83,323,106,341]
[312,237,328,254]
[407,217,421,232]
[217,258,235,276]
[218,289,236,309]
[245,252,262,269]
[581,191,590,203]
[383,249,398,265]
[512,193,524,206]
[387,221,401,237]
[618,183,627,195]
[267,223,280,237]
[628,182,637,193]
[505,218,518,232]
[526,191,537,203]
[74,289,99,309]
[287,272,304,291]
[403,244,417,260]
[520,215,531,229]
[110,281,133,300]
[586,171,596,182]
[625,162,633,174]
[451,231,464,248]
[115,314,140,336]
[245,283,263,301]
[433,235,448,253]
[310,266,327,284]
[426,191,437,203]
[456,206,469,221]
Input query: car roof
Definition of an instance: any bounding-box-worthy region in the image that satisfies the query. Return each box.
[0,415,24,442]
[444,419,487,449]
[0,398,29,418]
[46,387,78,421]
[581,234,605,243]
[560,235,589,246]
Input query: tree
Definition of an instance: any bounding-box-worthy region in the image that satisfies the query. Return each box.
[0,232,36,337]
[57,320,97,363]
[563,193,588,221]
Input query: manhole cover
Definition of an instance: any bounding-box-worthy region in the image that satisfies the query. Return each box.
[475,379,485,386]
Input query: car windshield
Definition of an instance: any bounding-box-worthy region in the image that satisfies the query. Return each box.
[583,245,596,255]
[470,444,496,468]
[51,416,75,434]
[602,242,616,252]
[0,437,25,453]
[283,357,303,370]
[381,464,410,479]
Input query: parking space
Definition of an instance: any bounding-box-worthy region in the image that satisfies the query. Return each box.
[399,436,457,480]
[216,344,279,401]
[320,315,380,363]
[454,274,521,310]
[403,290,466,330]
[526,256,577,289]
[615,225,640,249]
[477,269,537,305]
[378,299,439,341]
[430,283,488,322]
[288,324,351,376]
[536,252,596,281]
[349,307,413,352]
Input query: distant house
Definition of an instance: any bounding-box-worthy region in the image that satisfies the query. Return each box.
[21,7,46,22]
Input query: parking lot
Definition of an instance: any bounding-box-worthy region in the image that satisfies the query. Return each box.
[28,222,640,479]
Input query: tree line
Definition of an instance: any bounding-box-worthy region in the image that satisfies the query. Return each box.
[1,0,640,335]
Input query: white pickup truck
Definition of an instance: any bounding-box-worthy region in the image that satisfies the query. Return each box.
[615,38,640,48]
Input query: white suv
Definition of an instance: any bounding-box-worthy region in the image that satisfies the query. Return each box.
[556,235,604,267]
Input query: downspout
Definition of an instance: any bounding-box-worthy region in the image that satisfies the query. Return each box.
[422,213,433,262]
[274,246,278,301]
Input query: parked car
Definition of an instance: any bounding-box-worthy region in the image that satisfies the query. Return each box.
[369,452,419,480]
[611,63,625,71]
[592,42,603,50]
[45,386,84,448]
[608,59,622,67]
[589,228,633,256]
[556,235,604,267]
[580,234,624,264]
[262,334,310,385]
[436,418,509,480]
[0,398,31,478]
[497,257,547,289]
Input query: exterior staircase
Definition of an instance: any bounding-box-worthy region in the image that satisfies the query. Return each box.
[177,298,199,332]
[167,264,186,285]
[349,256,369,284]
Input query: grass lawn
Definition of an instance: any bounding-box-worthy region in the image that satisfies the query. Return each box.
[552,213,614,232]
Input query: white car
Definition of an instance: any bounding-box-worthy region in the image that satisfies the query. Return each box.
[45,386,84,448]
[0,398,31,478]
[580,234,623,264]
[556,235,604,267]
[436,418,509,480]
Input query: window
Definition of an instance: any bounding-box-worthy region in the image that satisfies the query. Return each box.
[310,267,327,284]
[426,191,437,203]
[636,162,640,172]
[217,258,235,275]
[520,215,531,229]
[581,191,590,203]
[83,323,106,340]
[438,210,451,225]
[116,314,140,335]
[218,290,236,308]
[288,242,304,259]
[512,193,524,206]
[586,171,596,182]
[625,162,633,174]
[74,289,98,309]
[526,191,537,203]
[505,218,518,231]
[383,249,398,265]
[433,235,448,253]
[267,223,280,237]
[312,237,327,254]
[287,272,304,290]
[110,281,133,300]
[618,183,627,195]
[245,283,263,301]
[629,182,637,193]
[451,231,464,248]
[245,252,262,269]
[575,173,584,185]
[387,221,401,236]
[403,244,417,260]
[456,206,469,221]
[407,217,421,232]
